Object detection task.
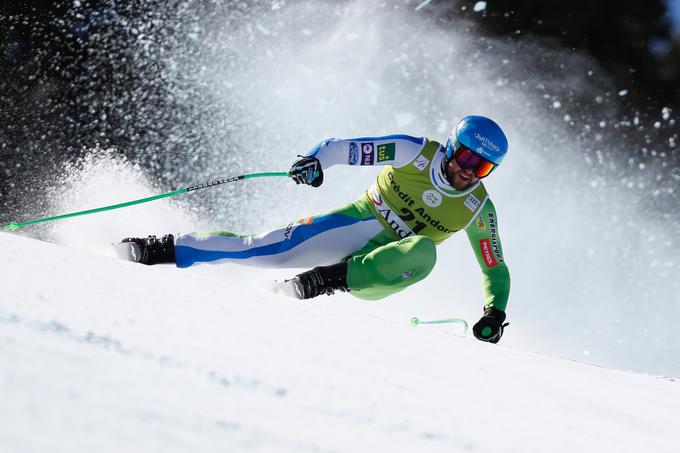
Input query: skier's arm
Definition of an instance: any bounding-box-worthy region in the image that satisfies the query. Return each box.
[306,135,427,170]
[464,198,511,312]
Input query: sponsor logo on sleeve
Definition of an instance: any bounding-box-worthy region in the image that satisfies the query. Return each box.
[487,213,504,263]
[464,194,481,212]
[412,154,430,171]
[377,143,396,162]
[361,143,375,165]
[479,238,498,267]
[422,189,442,208]
[476,216,486,231]
[348,142,359,165]
[297,217,314,225]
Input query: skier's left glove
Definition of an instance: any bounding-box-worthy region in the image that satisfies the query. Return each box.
[473,307,509,344]
[290,156,324,187]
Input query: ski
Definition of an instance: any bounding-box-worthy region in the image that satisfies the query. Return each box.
[271,279,304,299]
[112,242,142,263]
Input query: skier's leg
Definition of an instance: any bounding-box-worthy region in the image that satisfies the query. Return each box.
[346,235,437,300]
[174,202,385,269]
[276,234,437,300]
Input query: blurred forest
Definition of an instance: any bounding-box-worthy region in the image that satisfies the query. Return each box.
[1,0,679,219]
[454,0,680,108]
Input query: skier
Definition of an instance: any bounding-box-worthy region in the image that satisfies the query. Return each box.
[121,116,511,343]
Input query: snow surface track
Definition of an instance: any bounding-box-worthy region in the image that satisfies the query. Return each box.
[1,233,678,453]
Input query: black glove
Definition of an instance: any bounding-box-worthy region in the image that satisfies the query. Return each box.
[290,156,324,187]
[472,307,509,344]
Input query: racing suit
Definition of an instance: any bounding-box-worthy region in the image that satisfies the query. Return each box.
[174,135,510,309]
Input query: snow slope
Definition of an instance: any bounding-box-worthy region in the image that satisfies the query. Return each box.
[1,233,678,453]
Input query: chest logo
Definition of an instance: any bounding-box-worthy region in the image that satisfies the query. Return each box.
[422,190,442,208]
[412,154,430,171]
[464,194,481,212]
[368,187,414,239]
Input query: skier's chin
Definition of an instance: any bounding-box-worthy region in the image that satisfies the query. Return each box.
[452,173,475,191]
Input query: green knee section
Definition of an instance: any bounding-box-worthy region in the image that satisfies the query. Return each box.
[347,235,437,300]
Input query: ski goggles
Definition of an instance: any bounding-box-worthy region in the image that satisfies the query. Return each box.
[446,141,496,178]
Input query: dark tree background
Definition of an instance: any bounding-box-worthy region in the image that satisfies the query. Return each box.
[453,0,680,109]
[1,0,679,221]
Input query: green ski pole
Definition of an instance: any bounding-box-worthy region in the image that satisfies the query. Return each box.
[2,171,290,232]
[410,317,469,334]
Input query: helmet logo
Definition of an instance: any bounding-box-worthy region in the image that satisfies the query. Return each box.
[474,132,500,152]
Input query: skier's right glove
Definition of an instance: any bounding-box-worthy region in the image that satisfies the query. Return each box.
[472,307,509,344]
[290,156,324,187]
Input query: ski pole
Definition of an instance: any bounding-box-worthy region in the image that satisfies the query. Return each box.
[410,317,469,334]
[2,171,291,232]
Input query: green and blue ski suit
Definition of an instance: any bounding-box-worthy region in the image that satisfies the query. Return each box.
[175,135,510,310]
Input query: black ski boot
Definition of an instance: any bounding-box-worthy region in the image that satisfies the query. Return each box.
[278,261,349,299]
[120,234,176,265]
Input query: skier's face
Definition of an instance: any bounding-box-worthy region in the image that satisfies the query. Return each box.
[445,157,479,190]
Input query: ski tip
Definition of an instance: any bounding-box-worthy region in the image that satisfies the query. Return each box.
[112,241,142,263]
[272,278,304,299]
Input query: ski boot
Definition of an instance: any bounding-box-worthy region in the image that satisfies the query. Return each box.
[116,234,176,265]
[275,261,349,299]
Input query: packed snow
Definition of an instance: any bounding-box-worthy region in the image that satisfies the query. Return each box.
[1,233,678,453]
